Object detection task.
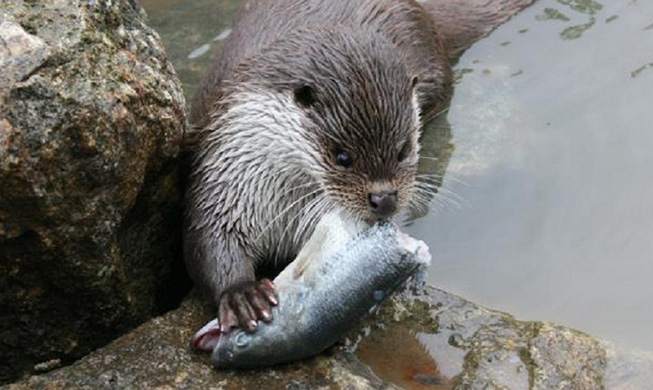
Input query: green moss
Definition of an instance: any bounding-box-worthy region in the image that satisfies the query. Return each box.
[631,63,653,78]
[536,8,571,22]
[557,0,603,16]
[519,323,541,390]
[560,17,596,40]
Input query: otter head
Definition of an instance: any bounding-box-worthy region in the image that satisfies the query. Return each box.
[230,26,424,224]
[299,71,421,223]
[288,29,422,223]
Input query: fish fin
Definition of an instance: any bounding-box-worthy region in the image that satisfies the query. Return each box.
[293,253,312,279]
[292,217,331,279]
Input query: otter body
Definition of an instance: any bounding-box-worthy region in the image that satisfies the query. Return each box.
[185,0,534,331]
[189,0,453,129]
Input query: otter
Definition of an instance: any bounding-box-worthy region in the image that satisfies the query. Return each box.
[185,0,534,333]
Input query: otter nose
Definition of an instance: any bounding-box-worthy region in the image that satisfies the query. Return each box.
[369,191,398,218]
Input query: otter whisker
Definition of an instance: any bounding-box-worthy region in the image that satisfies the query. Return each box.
[434,194,463,210]
[406,196,434,217]
[295,196,333,244]
[421,105,450,124]
[275,186,324,243]
[416,172,469,187]
[276,181,321,198]
[413,184,465,210]
[410,184,465,212]
[419,123,451,131]
[291,199,329,248]
[415,179,443,189]
[271,191,330,268]
[409,187,438,206]
[255,187,323,243]
[416,177,468,201]
[415,181,468,207]
[290,194,328,245]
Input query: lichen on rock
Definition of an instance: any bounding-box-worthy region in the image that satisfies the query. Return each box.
[5,287,640,390]
[0,0,188,383]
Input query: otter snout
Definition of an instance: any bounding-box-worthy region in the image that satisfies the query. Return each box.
[369,191,398,219]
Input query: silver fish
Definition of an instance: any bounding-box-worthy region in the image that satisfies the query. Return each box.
[192,211,431,368]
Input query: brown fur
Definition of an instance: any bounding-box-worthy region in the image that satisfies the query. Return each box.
[185,0,535,307]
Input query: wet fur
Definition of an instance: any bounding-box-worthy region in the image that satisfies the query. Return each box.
[185,24,423,303]
[185,0,535,305]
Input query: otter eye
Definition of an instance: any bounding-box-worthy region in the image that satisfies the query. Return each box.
[398,142,411,162]
[293,85,316,107]
[335,151,353,168]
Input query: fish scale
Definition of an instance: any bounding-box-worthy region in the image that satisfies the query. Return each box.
[193,210,430,368]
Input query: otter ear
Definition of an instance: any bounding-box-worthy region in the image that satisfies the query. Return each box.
[293,85,317,108]
[411,76,419,89]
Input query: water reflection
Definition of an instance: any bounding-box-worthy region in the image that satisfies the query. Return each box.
[142,0,241,101]
[412,0,653,352]
[356,326,453,389]
[534,0,604,40]
[406,115,455,223]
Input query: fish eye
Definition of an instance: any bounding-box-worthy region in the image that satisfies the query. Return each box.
[334,150,353,168]
[235,332,251,347]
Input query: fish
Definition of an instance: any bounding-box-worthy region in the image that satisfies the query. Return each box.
[192,210,431,368]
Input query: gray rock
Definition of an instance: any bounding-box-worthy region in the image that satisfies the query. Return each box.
[7,287,649,390]
[1,295,397,390]
[356,287,608,389]
[0,0,187,383]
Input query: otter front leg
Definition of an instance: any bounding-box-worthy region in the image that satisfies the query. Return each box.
[203,251,279,333]
[218,278,278,332]
[190,279,278,351]
[184,226,279,332]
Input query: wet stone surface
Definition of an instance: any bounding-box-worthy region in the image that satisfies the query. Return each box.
[1,295,398,390]
[0,0,187,383]
[4,287,640,390]
[356,287,608,389]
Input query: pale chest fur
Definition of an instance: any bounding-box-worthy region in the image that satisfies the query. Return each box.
[188,90,328,264]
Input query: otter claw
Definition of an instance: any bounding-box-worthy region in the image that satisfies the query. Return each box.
[231,292,258,332]
[218,295,239,333]
[218,279,278,333]
[257,278,278,305]
[246,288,272,322]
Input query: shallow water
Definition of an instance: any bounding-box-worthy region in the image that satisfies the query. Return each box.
[408,0,653,353]
[142,0,653,356]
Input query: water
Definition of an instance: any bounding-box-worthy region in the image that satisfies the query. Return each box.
[142,0,653,355]
[408,0,653,353]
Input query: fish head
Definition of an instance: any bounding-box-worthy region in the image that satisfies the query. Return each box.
[211,329,259,368]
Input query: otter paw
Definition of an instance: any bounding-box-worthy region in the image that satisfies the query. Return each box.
[219,278,278,333]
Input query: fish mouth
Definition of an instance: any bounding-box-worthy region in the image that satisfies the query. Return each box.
[363,215,395,226]
[192,319,221,352]
[397,231,432,266]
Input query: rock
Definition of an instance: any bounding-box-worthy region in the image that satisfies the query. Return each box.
[0,0,187,383]
[0,295,398,390]
[7,286,649,390]
[356,287,608,389]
